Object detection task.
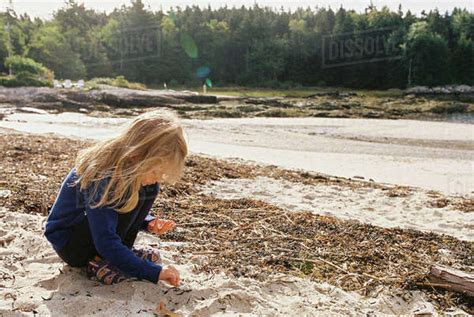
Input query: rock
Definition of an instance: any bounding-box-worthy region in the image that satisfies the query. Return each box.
[311,111,332,117]
[92,88,182,107]
[92,104,112,112]
[216,95,246,102]
[405,86,432,95]
[181,94,218,104]
[28,101,65,111]
[430,102,469,114]
[362,111,383,118]
[339,92,357,97]
[389,108,409,115]
[341,102,360,109]
[432,87,452,94]
[78,108,89,113]
[308,102,344,110]
[244,97,293,108]
[453,85,474,94]
[114,109,136,116]
[0,87,219,111]
[0,189,11,198]
[405,85,474,97]
[18,107,49,114]
[305,91,357,98]
[92,87,218,107]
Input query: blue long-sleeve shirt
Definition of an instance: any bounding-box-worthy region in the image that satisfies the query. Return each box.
[44,167,162,283]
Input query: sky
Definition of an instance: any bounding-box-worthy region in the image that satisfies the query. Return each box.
[1,0,472,19]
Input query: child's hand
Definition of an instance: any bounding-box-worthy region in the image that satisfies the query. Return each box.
[158,265,180,286]
[148,218,176,235]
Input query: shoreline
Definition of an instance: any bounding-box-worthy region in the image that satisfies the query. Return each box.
[0,86,473,122]
[1,112,472,196]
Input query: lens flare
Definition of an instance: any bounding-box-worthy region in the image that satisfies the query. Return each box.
[196,66,211,78]
[180,33,198,59]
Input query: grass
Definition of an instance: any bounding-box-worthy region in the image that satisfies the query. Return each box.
[86,76,147,90]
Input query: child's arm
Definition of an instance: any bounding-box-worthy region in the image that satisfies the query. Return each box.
[87,208,180,286]
[86,206,163,283]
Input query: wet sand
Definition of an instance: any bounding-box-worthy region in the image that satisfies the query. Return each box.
[184,117,473,196]
[1,112,472,195]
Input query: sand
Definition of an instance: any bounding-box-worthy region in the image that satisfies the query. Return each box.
[183,117,473,196]
[0,111,472,316]
[1,207,459,316]
[199,176,474,242]
[0,112,472,195]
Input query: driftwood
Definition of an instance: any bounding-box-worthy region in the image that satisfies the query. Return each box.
[425,266,474,297]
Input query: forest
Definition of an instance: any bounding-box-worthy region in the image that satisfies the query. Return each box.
[0,0,472,89]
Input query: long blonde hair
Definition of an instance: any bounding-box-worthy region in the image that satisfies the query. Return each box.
[74,110,188,213]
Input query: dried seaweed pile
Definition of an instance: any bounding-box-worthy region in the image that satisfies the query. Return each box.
[158,196,473,310]
[0,132,472,311]
[0,132,89,215]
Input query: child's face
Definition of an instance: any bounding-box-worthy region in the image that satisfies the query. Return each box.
[141,160,171,186]
[140,167,165,186]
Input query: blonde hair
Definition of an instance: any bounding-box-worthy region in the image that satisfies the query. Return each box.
[74,110,188,213]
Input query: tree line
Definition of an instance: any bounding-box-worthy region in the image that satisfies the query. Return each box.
[0,0,472,89]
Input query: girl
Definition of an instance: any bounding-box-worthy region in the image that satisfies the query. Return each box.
[44,110,187,286]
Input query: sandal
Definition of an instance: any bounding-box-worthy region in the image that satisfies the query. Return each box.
[86,249,161,285]
[132,248,162,265]
[87,257,128,285]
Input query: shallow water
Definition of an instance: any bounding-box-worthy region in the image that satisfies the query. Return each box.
[442,112,474,124]
[1,112,472,195]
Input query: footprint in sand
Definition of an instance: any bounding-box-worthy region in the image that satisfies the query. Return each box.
[303,193,316,200]
[192,291,254,315]
[252,190,272,197]
[0,229,16,248]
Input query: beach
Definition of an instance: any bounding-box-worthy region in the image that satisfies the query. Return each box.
[0,207,449,316]
[0,121,472,315]
[1,0,473,314]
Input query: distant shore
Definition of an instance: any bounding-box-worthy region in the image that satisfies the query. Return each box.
[0,85,473,122]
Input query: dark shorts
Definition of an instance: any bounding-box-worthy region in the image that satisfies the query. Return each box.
[56,211,144,267]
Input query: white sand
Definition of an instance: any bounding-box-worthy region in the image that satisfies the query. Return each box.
[200,176,474,242]
[1,207,463,316]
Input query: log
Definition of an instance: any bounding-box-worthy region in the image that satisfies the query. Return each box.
[426,265,474,297]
